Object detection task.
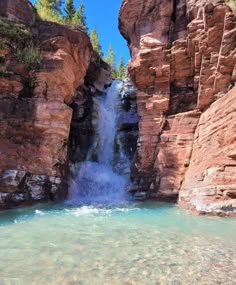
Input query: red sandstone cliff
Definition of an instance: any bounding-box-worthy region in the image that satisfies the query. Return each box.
[0,0,111,208]
[119,0,236,215]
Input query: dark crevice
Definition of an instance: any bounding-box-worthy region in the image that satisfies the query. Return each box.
[172,0,178,23]
[169,0,177,43]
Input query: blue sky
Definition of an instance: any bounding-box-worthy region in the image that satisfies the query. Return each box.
[30,0,130,65]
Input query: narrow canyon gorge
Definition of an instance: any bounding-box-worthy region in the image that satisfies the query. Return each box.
[0,0,235,216]
[0,1,236,284]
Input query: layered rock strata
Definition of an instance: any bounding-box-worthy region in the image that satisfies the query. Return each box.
[0,1,110,208]
[179,87,236,215]
[119,0,236,214]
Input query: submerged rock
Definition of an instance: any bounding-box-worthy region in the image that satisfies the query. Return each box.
[134,191,148,200]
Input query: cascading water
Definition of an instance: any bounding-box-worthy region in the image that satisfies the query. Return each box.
[67,80,131,206]
[97,82,120,166]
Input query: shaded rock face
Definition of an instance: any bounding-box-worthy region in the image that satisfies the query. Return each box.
[0,0,111,208]
[0,99,72,176]
[0,0,35,26]
[119,0,236,214]
[0,171,66,209]
[115,77,139,175]
[68,53,112,164]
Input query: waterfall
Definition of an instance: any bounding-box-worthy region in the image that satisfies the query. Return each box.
[97,81,121,166]
[67,80,131,206]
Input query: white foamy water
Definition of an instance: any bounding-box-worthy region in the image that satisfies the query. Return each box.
[67,161,129,205]
[67,80,131,206]
[97,80,122,165]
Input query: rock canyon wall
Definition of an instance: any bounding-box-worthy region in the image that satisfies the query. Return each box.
[119,0,236,215]
[0,0,111,208]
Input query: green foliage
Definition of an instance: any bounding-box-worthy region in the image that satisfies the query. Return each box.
[0,17,32,48]
[35,0,89,32]
[90,28,102,56]
[16,46,42,70]
[0,18,36,75]
[116,56,127,80]
[65,0,76,22]
[104,44,115,67]
[225,0,236,10]
[72,2,88,33]
[104,44,117,77]
[0,40,8,51]
[35,0,64,23]
[53,0,63,13]
[104,45,128,79]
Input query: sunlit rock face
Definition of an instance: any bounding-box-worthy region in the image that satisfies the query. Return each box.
[33,21,92,104]
[179,87,236,215]
[119,0,236,214]
[0,0,111,208]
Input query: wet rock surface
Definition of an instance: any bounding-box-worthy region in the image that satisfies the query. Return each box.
[0,170,66,209]
[115,78,139,174]
[69,77,139,178]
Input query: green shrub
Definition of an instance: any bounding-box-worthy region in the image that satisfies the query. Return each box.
[35,0,65,24]
[16,46,42,70]
[0,17,32,48]
[225,0,236,11]
[36,9,65,24]
[0,40,7,51]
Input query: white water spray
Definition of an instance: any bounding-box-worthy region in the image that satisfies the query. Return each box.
[67,81,131,206]
[97,81,121,165]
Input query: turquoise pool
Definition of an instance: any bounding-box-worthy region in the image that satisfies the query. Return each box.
[0,202,235,285]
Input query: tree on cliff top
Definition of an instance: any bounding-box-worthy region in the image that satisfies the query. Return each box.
[36,0,63,23]
[72,2,88,33]
[90,28,102,56]
[116,56,127,80]
[65,0,76,22]
[104,44,117,78]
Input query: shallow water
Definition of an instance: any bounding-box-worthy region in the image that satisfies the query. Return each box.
[0,202,236,285]
[1,80,235,284]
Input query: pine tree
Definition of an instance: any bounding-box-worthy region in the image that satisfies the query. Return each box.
[72,2,88,33]
[36,0,63,23]
[117,56,126,80]
[65,0,76,22]
[90,28,102,56]
[53,0,63,14]
[104,44,116,78]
